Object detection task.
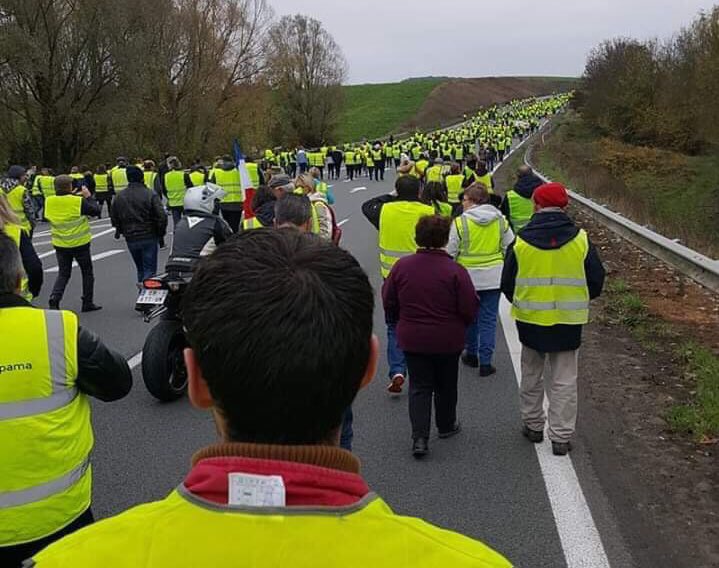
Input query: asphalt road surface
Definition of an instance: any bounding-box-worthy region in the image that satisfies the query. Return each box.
[30,159,636,568]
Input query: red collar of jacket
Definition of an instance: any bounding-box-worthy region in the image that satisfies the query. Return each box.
[184,443,369,507]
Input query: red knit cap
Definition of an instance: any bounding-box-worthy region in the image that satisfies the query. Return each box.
[533,182,569,208]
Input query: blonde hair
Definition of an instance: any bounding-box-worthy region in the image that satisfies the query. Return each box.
[0,193,20,232]
[309,167,321,180]
[294,173,315,194]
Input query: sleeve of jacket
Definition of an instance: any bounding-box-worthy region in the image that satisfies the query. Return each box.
[501,243,518,302]
[361,195,392,230]
[446,218,461,258]
[585,240,606,300]
[151,193,168,238]
[19,231,43,297]
[381,270,400,323]
[501,217,515,251]
[456,266,479,325]
[76,327,132,402]
[80,197,101,218]
[109,194,122,232]
[500,196,510,220]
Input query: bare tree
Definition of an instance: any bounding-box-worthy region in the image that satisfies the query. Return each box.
[267,14,347,146]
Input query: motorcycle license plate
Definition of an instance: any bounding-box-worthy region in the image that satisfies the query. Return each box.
[137,289,168,305]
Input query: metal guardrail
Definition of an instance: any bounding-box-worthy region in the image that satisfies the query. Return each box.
[523,129,719,293]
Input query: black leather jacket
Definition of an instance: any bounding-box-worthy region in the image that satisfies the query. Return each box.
[110,182,167,242]
[165,210,232,273]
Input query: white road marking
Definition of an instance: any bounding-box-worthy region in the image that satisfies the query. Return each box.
[44,249,125,273]
[498,297,611,568]
[127,352,143,370]
[337,218,349,227]
[343,179,352,183]
[350,186,367,194]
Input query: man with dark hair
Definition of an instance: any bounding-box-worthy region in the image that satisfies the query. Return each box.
[30,230,509,567]
[0,232,132,567]
[274,194,312,231]
[500,165,543,233]
[362,176,434,395]
[44,175,102,312]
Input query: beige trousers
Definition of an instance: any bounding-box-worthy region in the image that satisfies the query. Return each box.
[520,347,579,443]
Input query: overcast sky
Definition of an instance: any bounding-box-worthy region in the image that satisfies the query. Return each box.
[268,0,717,84]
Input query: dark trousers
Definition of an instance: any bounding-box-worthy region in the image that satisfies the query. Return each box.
[298,163,308,174]
[31,195,44,220]
[0,508,93,567]
[95,193,112,218]
[169,206,183,228]
[374,160,385,181]
[405,352,460,440]
[221,208,243,233]
[289,163,297,177]
[50,244,94,306]
[127,238,159,283]
[346,165,354,180]
[334,163,342,179]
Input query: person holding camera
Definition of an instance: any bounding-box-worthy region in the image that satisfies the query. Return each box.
[44,175,102,312]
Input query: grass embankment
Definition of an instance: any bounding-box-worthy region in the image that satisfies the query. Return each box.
[337,79,443,142]
[533,111,719,257]
[605,279,719,441]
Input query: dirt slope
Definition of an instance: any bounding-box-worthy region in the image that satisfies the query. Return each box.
[402,76,577,131]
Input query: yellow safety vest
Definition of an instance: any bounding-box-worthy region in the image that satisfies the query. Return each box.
[242,217,263,230]
[245,162,260,187]
[445,174,464,204]
[511,231,590,326]
[164,171,187,207]
[506,190,534,232]
[144,171,158,190]
[415,160,429,177]
[378,201,434,278]
[213,169,243,204]
[3,222,31,300]
[111,167,128,192]
[425,166,443,183]
[473,172,494,194]
[6,185,31,233]
[44,195,91,248]
[93,174,109,193]
[33,175,55,197]
[0,307,92,546]
[454,215,505,270]
[31,489,510,567]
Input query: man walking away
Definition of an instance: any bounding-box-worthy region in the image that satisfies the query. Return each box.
[30,230,511,568]
[501,183,605,455]
[2,166,34,236]
[448,183,514,377]
[209,155,243,233]
[500,165,543,233]
[0,233,132,567]
[110,166,167,306]
[44,175,102,312]
[163,157,187,228]
[93,165,112,218]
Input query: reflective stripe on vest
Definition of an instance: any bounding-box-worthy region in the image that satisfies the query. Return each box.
[111,167,128,192]
[213,169,243,204]
[445,175,464,204]
[0,307,93,545]
[506,190,534,232]
[242,217,262,230]
[378,201,435,278]
[164,171,187,207]
[44,195,91,248]
[511,231,590,326]
[454,215,504,269]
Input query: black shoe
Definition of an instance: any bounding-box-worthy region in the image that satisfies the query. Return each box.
[522,425,544,443]
[81,303,102,313]
[438,421,462,439]
[48,299,60,310]
[479,364,496,377]
[552,441,573,456]
[412,438,428,457]
[461,352,479,368]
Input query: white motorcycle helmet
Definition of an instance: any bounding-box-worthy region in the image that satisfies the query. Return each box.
[183,183,226,215]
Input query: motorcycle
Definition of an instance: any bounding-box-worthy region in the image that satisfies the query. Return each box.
[138,273,192,402]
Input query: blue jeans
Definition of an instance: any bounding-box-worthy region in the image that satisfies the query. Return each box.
[386,318,407,379]
[127,238,159,283]
[464,289,501,366]
[340,407,353,451]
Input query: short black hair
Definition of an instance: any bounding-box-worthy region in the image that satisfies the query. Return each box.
[274,194,311,228]
[395,175,420,198]
[415,215,451,249]
[182,230,374,444]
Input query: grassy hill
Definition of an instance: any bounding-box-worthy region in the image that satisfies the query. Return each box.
[337,76,578,142]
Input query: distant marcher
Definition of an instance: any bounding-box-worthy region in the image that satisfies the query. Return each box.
[294,173,333,241]
[382,215,478,457]
[93,165,112,217]
[163,157,187,227]
[209,155,243,233]
[500,165,543,233]
[110,166,167,302]
[44,175,102,312]
[501,183,605,455]
[448,183,514,376]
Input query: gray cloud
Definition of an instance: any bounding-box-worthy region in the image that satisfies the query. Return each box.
[268,0,716,83]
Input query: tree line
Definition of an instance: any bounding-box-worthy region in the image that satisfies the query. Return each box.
[576,6,719,155]
[0,0,347,170]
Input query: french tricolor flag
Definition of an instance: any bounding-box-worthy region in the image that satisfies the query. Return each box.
[233,139,256,218]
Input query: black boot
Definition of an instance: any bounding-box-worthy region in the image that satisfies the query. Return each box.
[82,303,102,313]
[479,364,496,377]
[412,438,428,458]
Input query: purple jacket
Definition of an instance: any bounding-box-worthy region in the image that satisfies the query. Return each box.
[382,249,479,354]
